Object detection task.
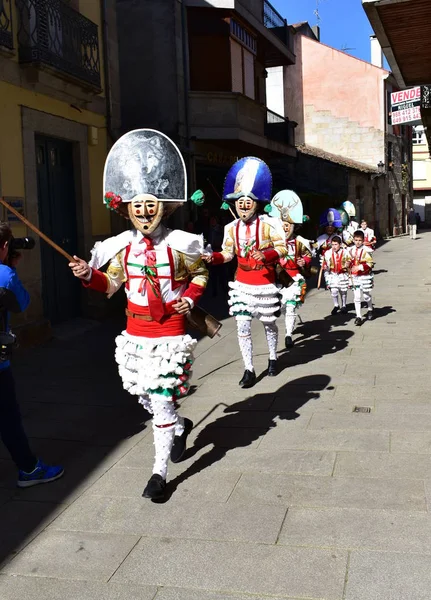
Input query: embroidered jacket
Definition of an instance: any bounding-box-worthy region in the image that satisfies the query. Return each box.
[279,237,312,278]
[348,244,374,275]
[322,248,351,273]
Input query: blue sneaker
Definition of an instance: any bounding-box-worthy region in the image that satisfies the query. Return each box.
[17,459,64,488]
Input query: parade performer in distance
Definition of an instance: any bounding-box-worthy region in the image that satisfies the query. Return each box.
[359,219,377,252]
[203,157,287,388]
[322,234,351,316]
[316,208,343,288]
[69,129,209,501]
[267,190,312,349]
[340,201,359,247]
[348,229,374,325]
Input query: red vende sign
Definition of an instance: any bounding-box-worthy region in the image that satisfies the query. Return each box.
[390,86,421,125]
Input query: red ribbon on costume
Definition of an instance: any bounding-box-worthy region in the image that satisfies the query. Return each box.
[141,236,165,322]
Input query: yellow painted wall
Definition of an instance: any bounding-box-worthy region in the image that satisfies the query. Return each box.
[0,80,110,236]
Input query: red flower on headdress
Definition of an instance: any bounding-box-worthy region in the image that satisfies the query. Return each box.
[104,192,123,211]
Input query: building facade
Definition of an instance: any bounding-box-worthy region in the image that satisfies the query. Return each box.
[116,0,298,224]
[0,0,120,340]
[277,32,412,237]
[413,125,431,225]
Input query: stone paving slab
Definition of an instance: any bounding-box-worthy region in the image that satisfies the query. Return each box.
[1,530,140,581]
[391,432,431,454]
[0,575,157,600]
[230,473,427,511]
[334,451,431,479]
[155,589,303,600]
[49,495,287,544]
[308,412,431,432]
[279,507,431,554]
[112,538,348,600]
[345,551,431,600]
[257,427,390,452]
[81,466,241,503]
[116,444,337,476]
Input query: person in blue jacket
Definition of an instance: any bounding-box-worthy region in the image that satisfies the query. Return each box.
[0,222,64,487]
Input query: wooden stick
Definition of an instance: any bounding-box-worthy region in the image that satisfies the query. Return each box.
[206,178,236,219]
[317,265,324,289]
[0,197,78,263]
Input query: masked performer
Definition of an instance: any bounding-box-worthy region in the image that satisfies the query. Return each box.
[316,208,343,288]
[359,219,376,252]
[203,157,286,388]
[322,234,351,315]
[340,201,359,247]
[69,129,208,500]
[267,190,312,349]
[348,229,374,325]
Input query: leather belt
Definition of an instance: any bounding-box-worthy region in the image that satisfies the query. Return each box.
[125,309,156,321]
[238,263,267,272]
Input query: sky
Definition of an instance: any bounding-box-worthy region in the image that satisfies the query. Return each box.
[270,0,378,65]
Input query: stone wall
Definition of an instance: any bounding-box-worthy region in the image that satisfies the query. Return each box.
[303,105,384,168]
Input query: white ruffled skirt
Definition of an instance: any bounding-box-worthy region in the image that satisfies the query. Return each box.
[352,274,374,292]
[228,280,280,323]
[279,275,307,309]
[326,272,350,292]
[115,331,196,399]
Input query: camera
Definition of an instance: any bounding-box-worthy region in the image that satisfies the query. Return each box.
[10,237,36,252]
[0,331,17,362]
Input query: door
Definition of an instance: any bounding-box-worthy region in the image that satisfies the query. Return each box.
[36,135,81,324]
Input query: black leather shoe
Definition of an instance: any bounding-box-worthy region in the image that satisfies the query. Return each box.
[354,317,363,326]
[170,418,193,463]
[268,359,278,377]
[239,369,256,388]
[340,307,348,314]
[366,310,373,321]
[331,307,339,315]
[285,336,294,349]
[142,474,166,500]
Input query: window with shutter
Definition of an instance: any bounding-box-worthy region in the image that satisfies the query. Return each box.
[230,39,243,93]
[243,49,255,100]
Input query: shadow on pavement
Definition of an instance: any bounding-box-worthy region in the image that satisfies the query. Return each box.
[0,319,149,568]
[165,374,332,501]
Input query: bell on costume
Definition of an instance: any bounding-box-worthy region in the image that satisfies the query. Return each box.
[319,208,343,229]
[103,129,187,205]
[267,189,303,224]
[341,200,356,218]
[223,157,272,203]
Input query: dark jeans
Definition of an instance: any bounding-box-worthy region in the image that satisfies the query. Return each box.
[0,367,37,472]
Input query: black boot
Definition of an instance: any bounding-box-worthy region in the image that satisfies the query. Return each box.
[239,369,256,388]
[366,310,374,321]
[268,359,278,377]
[170,418,193,463]
[285,336,294,349]
[142,474,166,500]
[331,307,339,315]
[354,317,363,326]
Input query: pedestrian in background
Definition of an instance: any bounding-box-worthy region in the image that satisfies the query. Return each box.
[408,207,417,239]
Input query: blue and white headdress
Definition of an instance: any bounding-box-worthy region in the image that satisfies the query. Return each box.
[223,157,272,203]
[319,208,343,229]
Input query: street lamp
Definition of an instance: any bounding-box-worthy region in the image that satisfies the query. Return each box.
[371,161,386,180]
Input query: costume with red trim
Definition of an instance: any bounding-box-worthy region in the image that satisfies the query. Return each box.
[360,226,376,252]
[348,243,374,320]
[78,129,208,498]
[267,190,312,346]
[208,157,286,385]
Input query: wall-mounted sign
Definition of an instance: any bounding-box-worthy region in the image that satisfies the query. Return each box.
[206,152,238,166]
[391,87,421,125]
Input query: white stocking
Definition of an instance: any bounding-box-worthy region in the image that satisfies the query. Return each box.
[353,287,362,318]
[264,322,278,360]
[330,288,340,307]
[284,304,297,337]
[237,319,254,371]
[151,398,178,479]
[363,291,373,310]
[340,291,347,308]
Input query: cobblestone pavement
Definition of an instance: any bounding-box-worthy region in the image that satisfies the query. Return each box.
[0,232,430,600]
